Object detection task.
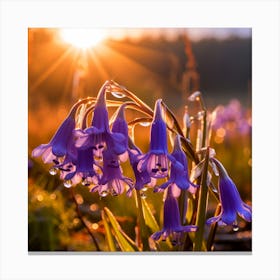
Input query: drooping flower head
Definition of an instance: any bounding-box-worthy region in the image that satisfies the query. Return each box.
[110,104,153,191]
[151,188,198,245]
[206,158,252,227]
[32,99,83,164]
[154,135,199,197]
[90,148,133,197]
[128,139,153,191]
[75,81,126,158]
[138,99,182,179]
[111,103,129,162]
[60,147,99,188]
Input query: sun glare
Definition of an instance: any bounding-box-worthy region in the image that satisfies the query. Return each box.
[60,28,106,49]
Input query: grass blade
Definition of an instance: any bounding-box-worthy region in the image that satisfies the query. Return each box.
[101,210,116,252]
[103,207,138,252]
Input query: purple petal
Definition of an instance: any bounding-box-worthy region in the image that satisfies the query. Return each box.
[238,203,252,222]
[180,225,198,232]
[151,230,164,241]
[32,144,51,158]
[206,214,222,225]
[42,146,56,163]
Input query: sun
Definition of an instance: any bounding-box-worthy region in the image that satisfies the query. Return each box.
[60,28,107,49]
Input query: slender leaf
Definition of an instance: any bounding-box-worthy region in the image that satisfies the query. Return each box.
[103,207,138,252]
[101,210,116,252]
[142,198,160,233]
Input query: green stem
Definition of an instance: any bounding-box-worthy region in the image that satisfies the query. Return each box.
[178,189,188,226]
[178,189,190,251]
[193,147,209,251]
[135,190,150,251]
[109,80,154,116]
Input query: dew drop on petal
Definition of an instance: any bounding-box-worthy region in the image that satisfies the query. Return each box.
[111,190,118,196]
[49,167,58,175]
[82,179,91,187]
[233,223,239,232]
[111,91,126,99]
[140,191,147,199]
[100,190,108,197]
[63,180,72,188]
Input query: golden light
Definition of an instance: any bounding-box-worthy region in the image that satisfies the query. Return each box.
[60,28,106,49]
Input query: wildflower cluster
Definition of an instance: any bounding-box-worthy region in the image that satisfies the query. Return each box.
[32,80,252,251]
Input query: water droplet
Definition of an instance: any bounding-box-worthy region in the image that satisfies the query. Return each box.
[197,111,205,120]
[91,223,99,230]
[100,190,108,197]
[111,91,126,99]
[82,179,91,187]
[49,167,57,175]
[140,191,147,199]
[233,223,239,232]
[139,122,150,127]
[63,180,72,188]
[111,190,118,196]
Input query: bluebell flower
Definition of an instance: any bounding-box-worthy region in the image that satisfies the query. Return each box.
[206,158,252,226]
[154,135,199,197]
[32,112,76,164]
[31,98,95,166]
[111,103,153,191]
[90,148,133,197]
[138,99,182,179]
[60,147,99,187]
[151,189,198,245]
[75,82,126,158]
[128,141,154,191]
[111,104,129,162]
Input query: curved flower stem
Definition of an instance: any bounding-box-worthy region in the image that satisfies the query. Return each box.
[135,190,150,251]
[206,203,221,251]
[69,97,95,118]
[160,100,185,137]
[109,80,154,116]
[193,147,209,251]
[70,188,101,251]
[128,117,152,127]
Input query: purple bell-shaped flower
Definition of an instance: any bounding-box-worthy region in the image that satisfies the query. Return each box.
[90,148,133,197]
[61,147,99,188]
[151,188,198,245]
[75,81,126,158]
[154,135,199,197]
[111,103,153,191]
[138,99,182,179]
[32,111,76,164]
[206,158,252,226]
